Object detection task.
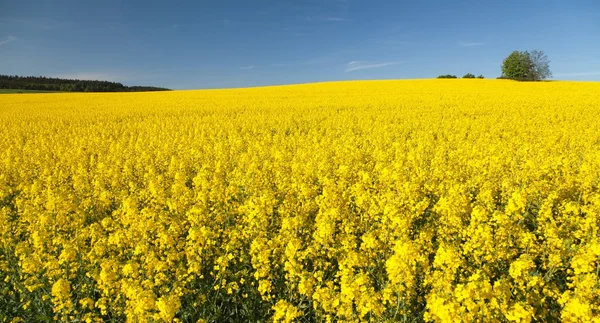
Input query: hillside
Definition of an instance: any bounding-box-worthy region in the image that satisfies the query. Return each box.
[2,80,600,321]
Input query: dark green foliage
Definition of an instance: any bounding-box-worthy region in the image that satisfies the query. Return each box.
[437,74,458,79]
[501,50,551,81]
[127,86,172,92]
[462,73,476,79]
[0,75,170,92]
[501,51,532,80]
[477,75,484,79]
[0,89,57,94]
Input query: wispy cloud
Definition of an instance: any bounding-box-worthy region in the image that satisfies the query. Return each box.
[306,16,347,22]
[240,65,255,70]
[554,71,600,77]
[458,41,484,47]
[6,18,60,30]
[0,36,16,47]
[345,61,402,72]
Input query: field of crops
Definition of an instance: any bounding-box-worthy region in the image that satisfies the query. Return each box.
[1,79,600,322]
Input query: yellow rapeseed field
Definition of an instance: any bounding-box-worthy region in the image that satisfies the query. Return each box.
[1,79,600,322]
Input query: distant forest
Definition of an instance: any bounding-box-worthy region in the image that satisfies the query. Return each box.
[0,75,170,92]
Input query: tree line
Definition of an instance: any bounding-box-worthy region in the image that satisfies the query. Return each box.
[437,50,551,81]
[438,73,484,79]
[0,75,170,92]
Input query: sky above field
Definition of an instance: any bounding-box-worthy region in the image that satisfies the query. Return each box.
[1,0,599,89]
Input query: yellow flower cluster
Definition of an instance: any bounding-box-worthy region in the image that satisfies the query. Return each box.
[1,79,600,321]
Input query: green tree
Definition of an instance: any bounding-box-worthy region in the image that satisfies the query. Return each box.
[437,74,457,79]
[501,50,551,81]
[462,73,476,79]
[501,51,532,80]
[477,75,484,79]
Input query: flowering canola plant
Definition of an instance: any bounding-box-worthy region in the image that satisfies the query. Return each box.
[1,79,600,322]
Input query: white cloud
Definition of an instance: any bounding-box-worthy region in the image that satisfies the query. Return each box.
[554,71,600,77]
[240,65,255,70]
[345,61,402,72]
[458,41,484,47]
[0,36,16,47]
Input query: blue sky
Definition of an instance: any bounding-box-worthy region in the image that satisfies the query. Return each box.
[1,0,599,89]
